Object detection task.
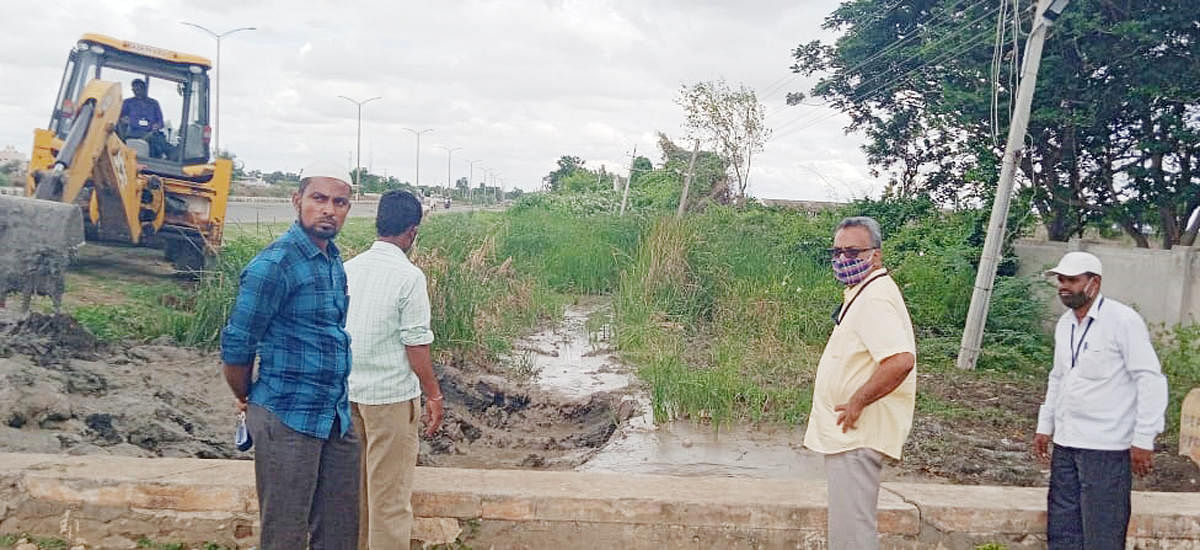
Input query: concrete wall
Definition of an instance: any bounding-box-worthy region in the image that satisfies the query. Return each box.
[1014,239,1199,327]
[1,453,1198,549]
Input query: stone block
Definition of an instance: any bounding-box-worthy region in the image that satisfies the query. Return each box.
[413,517,462,546]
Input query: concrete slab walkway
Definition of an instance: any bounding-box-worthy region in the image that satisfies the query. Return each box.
[0,453,1196,549]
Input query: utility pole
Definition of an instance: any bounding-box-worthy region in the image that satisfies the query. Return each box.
[677,140,700,218]
[180,23,256,155]
[338,95,381,199]
[619,145,637,217]
[404,128,434,188]
[957,0,1069,370]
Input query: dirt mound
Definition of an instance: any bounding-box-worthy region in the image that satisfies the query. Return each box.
[421,363,626,469]
[0,310,238,459]
[2,312,100,365]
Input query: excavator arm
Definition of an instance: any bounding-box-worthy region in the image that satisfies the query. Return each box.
[31,79,147,244]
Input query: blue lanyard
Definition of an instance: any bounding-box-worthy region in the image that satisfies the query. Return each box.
[1069,297,1103,369]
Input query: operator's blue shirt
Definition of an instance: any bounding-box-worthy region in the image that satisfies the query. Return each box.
[220,222,352,439]
[120,96,163,137]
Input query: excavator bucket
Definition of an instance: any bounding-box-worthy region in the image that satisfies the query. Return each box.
[0,195,85,312]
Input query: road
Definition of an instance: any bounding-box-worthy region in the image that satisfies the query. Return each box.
[225,201,491,225]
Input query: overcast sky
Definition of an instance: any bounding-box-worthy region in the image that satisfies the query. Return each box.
[0,0,887,200]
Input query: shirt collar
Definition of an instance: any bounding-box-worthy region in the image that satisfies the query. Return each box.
[368,240,411,262]
[287,221,341,260]
[842,267,888,299]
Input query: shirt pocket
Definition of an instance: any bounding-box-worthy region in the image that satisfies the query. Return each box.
[1075,345,1121,380]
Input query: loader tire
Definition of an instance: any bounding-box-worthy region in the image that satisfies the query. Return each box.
[167,238,209,274]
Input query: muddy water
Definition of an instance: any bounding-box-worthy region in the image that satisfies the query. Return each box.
[511,299,829,479]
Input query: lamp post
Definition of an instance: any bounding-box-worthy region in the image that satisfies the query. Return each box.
[437,146,462,202]
[404,128,434,188]
[180,22,256,155]
[467,159,482,203]
[338,95,381,198]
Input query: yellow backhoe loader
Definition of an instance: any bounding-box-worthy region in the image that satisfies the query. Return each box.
[6,34,232,276]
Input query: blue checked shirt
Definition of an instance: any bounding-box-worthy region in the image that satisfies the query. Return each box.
[220,222,353,439]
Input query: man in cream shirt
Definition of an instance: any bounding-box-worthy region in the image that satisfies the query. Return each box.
[1033,251,1168,549]
[804,216,916,550]
[345,190,444,549]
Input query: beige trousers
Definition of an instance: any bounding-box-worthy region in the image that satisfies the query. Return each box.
[824,447,884,550]
[352,399,420,550]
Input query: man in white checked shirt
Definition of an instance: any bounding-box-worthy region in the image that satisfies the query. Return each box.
[345,189,444,549]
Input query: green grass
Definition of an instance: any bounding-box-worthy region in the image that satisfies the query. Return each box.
[1157,323,1200,442]
[609,201,1055,427]
[0,535,69,550]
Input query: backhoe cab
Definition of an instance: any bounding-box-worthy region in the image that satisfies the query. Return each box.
[21,34,232,272]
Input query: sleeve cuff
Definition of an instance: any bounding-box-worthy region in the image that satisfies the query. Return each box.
[221,349,255,366]
[400,328,435,347]
[1132,432,1157,450]
[1035,413,1053,436]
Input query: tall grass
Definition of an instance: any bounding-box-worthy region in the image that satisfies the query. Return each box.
[611,201,1054,426]
[128,208,633,364]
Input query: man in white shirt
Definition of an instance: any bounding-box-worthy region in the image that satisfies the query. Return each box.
[345,189,444,549]
[1033,251,1168,550]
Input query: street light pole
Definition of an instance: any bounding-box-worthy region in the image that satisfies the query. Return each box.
[338,95,381,198]
[467,159,482,203]
[180,22,256,155]
[437,146,462,201]
[404,128,434,188]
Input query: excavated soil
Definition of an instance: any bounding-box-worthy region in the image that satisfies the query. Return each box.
[0,310,626,468]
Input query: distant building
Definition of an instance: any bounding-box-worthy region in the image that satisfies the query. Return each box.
[0,145,27,172]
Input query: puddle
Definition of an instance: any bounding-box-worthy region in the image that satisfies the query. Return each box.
[511,298,829,479]
[516,300,631,398]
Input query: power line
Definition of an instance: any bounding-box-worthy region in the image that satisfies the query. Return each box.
[769,1,1006,133]
[773,21,1006,140]
[773,2,1035,140]
[761,0,996,105]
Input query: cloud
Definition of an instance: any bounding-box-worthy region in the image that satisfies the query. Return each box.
[0,0,885,200]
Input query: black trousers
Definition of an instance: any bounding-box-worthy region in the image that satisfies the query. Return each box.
[1047,444,1131,550]
[246,404,361,550]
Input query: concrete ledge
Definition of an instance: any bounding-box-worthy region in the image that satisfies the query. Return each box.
[1,453,1197,549]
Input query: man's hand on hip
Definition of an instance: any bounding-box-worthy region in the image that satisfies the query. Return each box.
[1131,446,1153,476]
[834,398,865,432]
[1032,433,1051,465]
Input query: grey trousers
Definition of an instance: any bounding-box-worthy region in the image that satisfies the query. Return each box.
[825,447,884,550]
[247,403,361,550]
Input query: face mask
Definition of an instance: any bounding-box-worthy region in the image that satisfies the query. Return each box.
[832,256,872,285]
[1059,279,1096,309]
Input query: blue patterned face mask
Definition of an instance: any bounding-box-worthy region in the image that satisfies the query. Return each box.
[832,256,872,285]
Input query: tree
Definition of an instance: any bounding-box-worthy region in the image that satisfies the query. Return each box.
[630,156,653,186]
[543,155,586,191]
[791,0,1199,246]
[0,160,20,187]
[657,132,730,203]
[676,79,771,202]
[216,149,246,179]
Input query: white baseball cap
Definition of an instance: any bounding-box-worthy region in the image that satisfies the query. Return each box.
[1044,251,1103,277]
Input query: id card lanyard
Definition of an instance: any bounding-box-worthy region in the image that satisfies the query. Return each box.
[1069,297,1104,369]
